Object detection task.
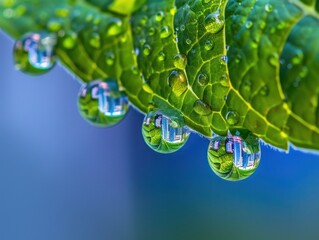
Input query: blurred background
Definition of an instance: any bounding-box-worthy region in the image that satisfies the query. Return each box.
[1,31,319,240]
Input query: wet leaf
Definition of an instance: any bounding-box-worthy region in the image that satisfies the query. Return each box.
[0,0,318,151]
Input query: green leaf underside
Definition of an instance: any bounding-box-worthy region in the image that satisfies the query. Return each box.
[0,0,318,151]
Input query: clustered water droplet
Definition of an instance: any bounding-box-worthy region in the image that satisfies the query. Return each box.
[207,133,261,181]
[142,112,190,153]
[14,32,57,75]
[78,79,129,127]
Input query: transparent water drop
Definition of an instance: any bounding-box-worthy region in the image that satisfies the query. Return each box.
[207,133,261,181]
[226,110,239,125]
[143,44,151,56]
[105,51,115,66]
[142,112,190,153]
[62,31,77,49]
[193,100,212,116]
[197,73,209,86]
[265,3,273,12]
[186,39,192,45]
[107,18,123,36]
[13,32,57,75]
[204,10,225,34]
[78,79,129,127]
[220,74,229,87]
[168,70,188,96]
[155,11,164,22]
[245,21,253,29]
[173,54,187,69]
[291,50,304,65]
[157,52,166,61]
[260,85,269,96]
[149,27,156,36]
[160,26,172,39]
[139,16,147,26]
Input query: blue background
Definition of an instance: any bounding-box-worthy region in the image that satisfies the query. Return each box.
[1,32,319,240]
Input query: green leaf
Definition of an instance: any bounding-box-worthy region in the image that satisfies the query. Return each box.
[0,0,318,152]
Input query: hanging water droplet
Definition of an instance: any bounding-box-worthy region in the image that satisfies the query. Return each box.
[207,133,261,181]
[173,54,187,69]
[160,26,172,39]
[13,32,57,75]
[186,39,192,45]
[78,79,129,127]
[193,100,212,116]
[168,70,188,96]
[204,10,225,34]
[226,110,239,125]
[142,112,190,153]
[197,73,209,86]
